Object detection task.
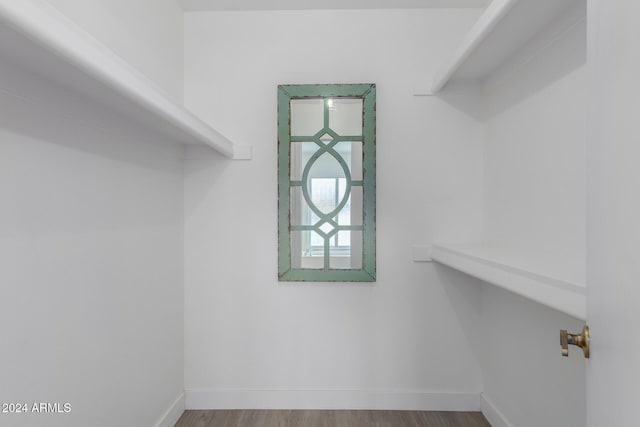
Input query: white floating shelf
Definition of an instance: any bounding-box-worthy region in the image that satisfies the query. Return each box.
[424,0,583,94]
[432,243,586,320]
[0,0,248,159]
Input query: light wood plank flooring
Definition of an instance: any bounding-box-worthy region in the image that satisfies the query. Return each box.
[174,410,492,427]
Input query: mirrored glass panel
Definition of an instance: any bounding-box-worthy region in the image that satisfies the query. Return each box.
[329,98,363,136]
[290,99,324,136]
[330,231,363,270]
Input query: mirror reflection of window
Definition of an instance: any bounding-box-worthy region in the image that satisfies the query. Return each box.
[292,139,362,270]
[308,177,349,248]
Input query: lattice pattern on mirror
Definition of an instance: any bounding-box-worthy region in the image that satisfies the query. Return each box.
[278,84,376,282]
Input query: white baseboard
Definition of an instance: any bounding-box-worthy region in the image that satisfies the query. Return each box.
[185,389,481,411]
[481,393,513,427]
[155,391,185,427]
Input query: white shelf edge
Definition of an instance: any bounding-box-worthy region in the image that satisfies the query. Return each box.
[426,0,517,95]
[0,0,242,159]
[432,243,586,320]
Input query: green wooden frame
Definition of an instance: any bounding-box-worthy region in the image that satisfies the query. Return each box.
[278,83,376,282]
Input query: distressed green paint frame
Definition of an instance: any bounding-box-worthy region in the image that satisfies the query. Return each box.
[278,83,376,282]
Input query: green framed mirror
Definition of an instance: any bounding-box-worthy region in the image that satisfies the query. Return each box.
[278,84,376,282]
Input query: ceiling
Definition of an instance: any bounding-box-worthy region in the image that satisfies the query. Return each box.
[178,0,490,12]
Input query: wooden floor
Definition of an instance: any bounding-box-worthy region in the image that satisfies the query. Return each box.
[174,410,491,427]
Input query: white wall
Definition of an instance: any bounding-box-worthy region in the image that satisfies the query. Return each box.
[476,3,587,426]
[479,285,585,427]
[183,9,487,409]
[44,0,184,101]
[586,1,640,425]
[0,35,184,427]
[482,3,587,285]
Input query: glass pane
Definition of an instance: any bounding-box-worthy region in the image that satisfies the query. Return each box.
[332,186,362,226]
[336,230,351,247]
[329,98,363,136]
[291,99,323,136]
[308,151,347,182]
[336,178,349,226]
[290,230,304,269]
[349,231,363,269]
[291,230,325,269]
[331,141,362,180]
[309,177,337,215]
[349,186,363,226]
[293,141,359,185]
[349,141,362,181]
[319,132,334,144]
[291,141,318,181]
[290,186,318,226]
[329,231,363,269]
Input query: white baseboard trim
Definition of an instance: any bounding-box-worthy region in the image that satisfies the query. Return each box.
[481,393,513,427]
[155,391,185,427]
[185,389,481,411]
